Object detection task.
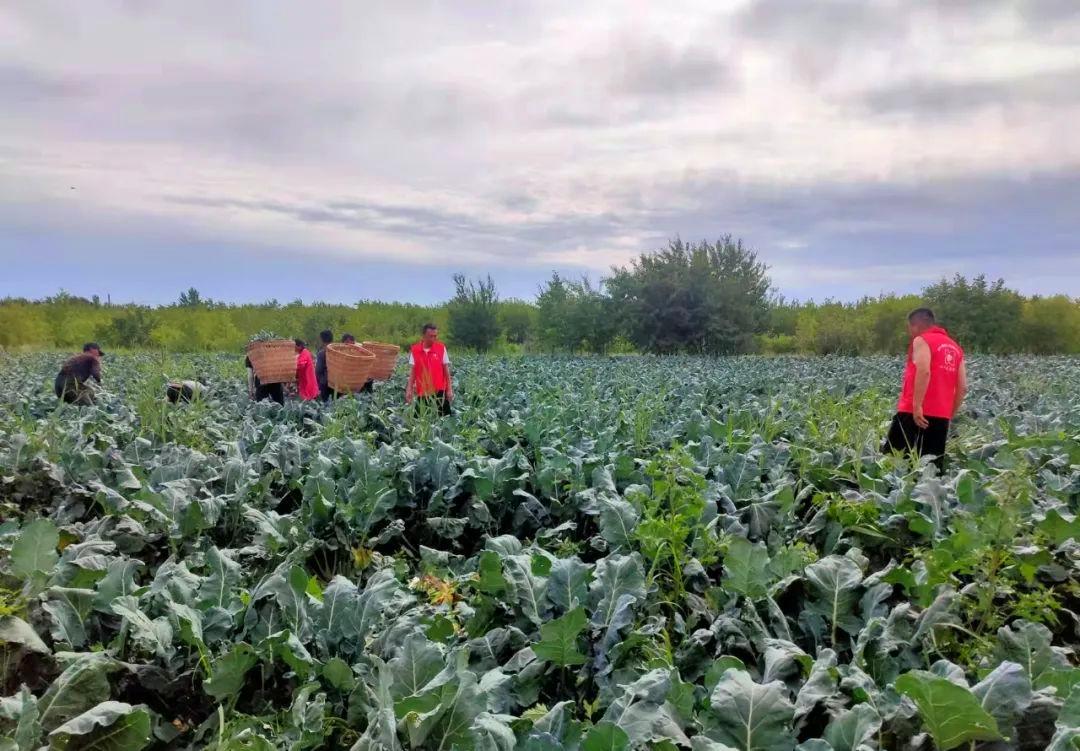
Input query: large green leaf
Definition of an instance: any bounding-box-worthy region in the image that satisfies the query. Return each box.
[895,670,1002,750]
[503,553,549,627]
[111,596,174,660]
[972,661,1032,734]
[204,643,259,701]
[823,704,880,751]
[533,607,587,667]
[547,556,591,612]
[803,556,863,645]
[706,669,795,751]
[582,722,630,751]
[47,702,151,751]
[37,654,115,733]
[0,616,49,655]
[600,670,689,748]
[11,518,59,577]
[722,537,770,600]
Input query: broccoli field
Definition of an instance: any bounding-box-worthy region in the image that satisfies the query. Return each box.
[2,352,1080,750]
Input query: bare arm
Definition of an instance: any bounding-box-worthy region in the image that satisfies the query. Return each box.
[443,363,453,400]
[952,359,967,416]
[912,336,931,428]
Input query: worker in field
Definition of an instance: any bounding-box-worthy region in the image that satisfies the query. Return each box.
[295,339,320,401]
[315,329,333,402]
[245,355,284,404]
[883,308,966,471]
[405,323,452,415]
[342,333,374,393]
[54,343,103,405]
[166,380,203,403]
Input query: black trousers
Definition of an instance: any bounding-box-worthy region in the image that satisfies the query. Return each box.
[415,390,451,416]
[254,382,284,405]
[883,412,949,470]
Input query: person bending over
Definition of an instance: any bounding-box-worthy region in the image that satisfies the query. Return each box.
[55,343,103,405]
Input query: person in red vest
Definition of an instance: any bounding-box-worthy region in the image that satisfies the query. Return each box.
[405,323,452,415]
[294,339,320,401]
[883,308,967,470]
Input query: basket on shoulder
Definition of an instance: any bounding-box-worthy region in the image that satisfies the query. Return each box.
[362,342,401,382]
[245,339,297,384]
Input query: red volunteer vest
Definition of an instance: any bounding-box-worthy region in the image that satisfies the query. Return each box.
[897,326,964,419]
[411,341,447,396]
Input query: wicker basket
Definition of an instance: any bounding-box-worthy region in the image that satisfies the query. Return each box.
[246,340,297,384]
[327,344,376,393]
[362,342,401,381]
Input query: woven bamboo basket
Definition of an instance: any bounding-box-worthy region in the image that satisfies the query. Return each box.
[327,344,376,393]
[246,340,297,384]
[362,342,401,381]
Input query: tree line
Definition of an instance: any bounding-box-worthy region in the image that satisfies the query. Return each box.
[2,237,1078,355]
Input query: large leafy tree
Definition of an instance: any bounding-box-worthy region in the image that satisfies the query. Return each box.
[923,274,1023,353]
[448,274,502,352]
[606,236,772,354]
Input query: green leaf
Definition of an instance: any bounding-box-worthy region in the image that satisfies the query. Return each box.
[37,654,115,733]
[476,551,507,595]
[706,669,795,751]
[11,519,59,577]
[803,555,863,644]
[582,722,630,751]
[389,632,446,704]
[589,553,645,653]
[204,643,258,701]
[111,596,174,660]
[47,701,151,751]
[321,657,355,691]
[972,661,1032,734]
[533,607,587,667]
[823,704,880,751]
[895,670,1002,750]
[994,620,1070,688]
[600,670,689,747]
[547,556,591,612]
[722,537,770,600]
[0,616,49,655]
[503,554,549,627]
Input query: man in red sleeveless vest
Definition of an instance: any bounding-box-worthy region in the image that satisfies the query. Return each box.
[883,308,967,470]
[405,323,453,415]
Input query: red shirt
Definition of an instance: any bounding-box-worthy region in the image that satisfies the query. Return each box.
[296,349,319,400]
[897,326,964,419]
[410,341,448,396]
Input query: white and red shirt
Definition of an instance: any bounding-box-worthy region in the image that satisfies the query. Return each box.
[409,342,449,396]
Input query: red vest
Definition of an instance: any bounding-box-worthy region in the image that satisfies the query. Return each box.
[897,326,964,419]
[411,341,447,396]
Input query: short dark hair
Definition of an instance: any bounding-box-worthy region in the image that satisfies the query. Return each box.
[907,308,935,326]
[294,338,306,348]
[341,333,356,343]
[320,329,333,344]
[83,342,101,352]
[422,323,438,334]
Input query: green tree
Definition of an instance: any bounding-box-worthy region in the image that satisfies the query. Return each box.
[498,300,537,346]
[606,236,771,354]
[109,308,157,348]
[1021,296,1080,354]
[923,274,1022,353]
[448,274,502,352]
[177,287,203,307]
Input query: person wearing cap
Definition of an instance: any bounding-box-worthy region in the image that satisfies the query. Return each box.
[315,329,333,402]
[405,323,452,415]
[55,343,103,405]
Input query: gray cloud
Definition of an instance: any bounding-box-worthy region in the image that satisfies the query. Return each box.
[858,65,1080,116]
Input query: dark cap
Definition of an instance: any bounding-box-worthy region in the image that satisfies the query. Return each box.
[83,342,105,355]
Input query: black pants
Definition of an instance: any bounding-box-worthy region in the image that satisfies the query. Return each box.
[883,412,949,470]
[55,375,94,405]
[166,383,197,403]
[254,382,284,405]
[415,390,451,417]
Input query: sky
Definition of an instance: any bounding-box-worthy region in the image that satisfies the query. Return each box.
[2,0,1079,305]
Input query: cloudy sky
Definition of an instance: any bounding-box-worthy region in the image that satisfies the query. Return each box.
[2,0,1078,305]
